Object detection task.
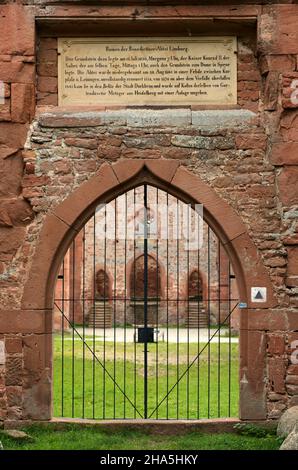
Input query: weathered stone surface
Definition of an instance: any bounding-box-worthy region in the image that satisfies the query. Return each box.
[11,83,35,123]
[0,200,34,227]
[0,150,23,197]
[5,337,22,355]
[0,5,35,56]
[5,357,22,386]
[271,142,298,166]
[235,134,267,150]
[191,109,256,129]
[2,429,32,441]
[269,357,286,393]
[278,167,298,206]
[277,406,298,437]
[0,227,25,260]
[267,334,285,355]
[280,426,298,450]
[171,134,234,150]
[264,71,280,111]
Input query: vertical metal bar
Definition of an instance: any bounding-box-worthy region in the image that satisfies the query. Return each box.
[92,214,96,419]
[124,191,127,418]
[72,239,75,418]
[218,239,221,417]
[113,198,117,418]
[156,187,159,419]
[82,228,86,419]
[228,259,231,417]
[166,192,169,419]
[207,226,211,418]
[103,204,107,419]
[61,258,65,417]
[186,203,190,419]
[133,188,137,418]
[143,184,148,419]
[197,211,201,419]
[176,198,180,419]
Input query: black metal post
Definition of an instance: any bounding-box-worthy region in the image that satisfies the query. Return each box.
[143,184,148,419]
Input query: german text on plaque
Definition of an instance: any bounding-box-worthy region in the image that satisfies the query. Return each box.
[58,37,237,106]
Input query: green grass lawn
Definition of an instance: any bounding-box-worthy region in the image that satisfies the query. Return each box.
[53,333,239,420]
[0,425,281,450]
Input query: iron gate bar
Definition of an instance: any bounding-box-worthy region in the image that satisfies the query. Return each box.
[61,258,65,417]
[54,301,144,418]
[207,225,211,418]
[103,205,107,419]
[113,197,117,418]
[218,240,221,417]
[147,301,239,419]
[72,237,75,417]
[92,213,96,418]
[197,213,200,419]
[143,184,148,419]
[166,192,169,420]
[133,187,137,419]
[176,197,180,419]
[156,187,159,419]
[82,226,86,418]
[124,191,127,419]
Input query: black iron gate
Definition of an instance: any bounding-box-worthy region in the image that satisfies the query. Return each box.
[54,184,239,420]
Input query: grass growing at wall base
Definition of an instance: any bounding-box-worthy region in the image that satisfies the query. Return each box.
[53,334,239,420]
[0,425,281,451]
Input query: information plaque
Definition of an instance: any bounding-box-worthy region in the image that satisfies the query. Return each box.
[58,37,237,106]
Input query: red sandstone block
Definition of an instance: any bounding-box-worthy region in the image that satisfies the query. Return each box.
[5,336,22,354]
[4,83,10,98]
[97,145,121,161]
[237,71,260,82]
[55,161,72,175]
[36,92,58,106]
[0,61,34,84]
[280,111,298,141]
[11,83,35,123]
[267,334,285,355]
[268,357,286,393]
[0,99,11,121]
[22,175,50,188]
[286,246,298,287]
[288,365,298,375]
[121,148,162,159]
[65,137,97,150]
[37,62,58,77]
[259,55,296,75]
[264,71,279,111]
[277,167,298,206]
[6,386,22,407]
[5,356,22,386]
[38,48,57,63]
[235,134,267,150]
[0,148,23,198]
[0,5,35,56]
[37,76,58,94]
[39,38,57,51]
[271,142,298,165]
[271,6,298,55]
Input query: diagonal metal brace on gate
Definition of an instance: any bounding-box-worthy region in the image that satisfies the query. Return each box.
[54,301,144,419]
[148,302,240,419]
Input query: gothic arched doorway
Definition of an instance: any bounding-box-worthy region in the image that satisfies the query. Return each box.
[52,180,241,420]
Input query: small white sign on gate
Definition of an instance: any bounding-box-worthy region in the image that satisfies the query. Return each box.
[251,287,267,303]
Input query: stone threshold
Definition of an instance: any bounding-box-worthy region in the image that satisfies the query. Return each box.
[2,418,278,433]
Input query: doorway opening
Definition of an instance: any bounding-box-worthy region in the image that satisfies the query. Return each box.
[53,183,240,420]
